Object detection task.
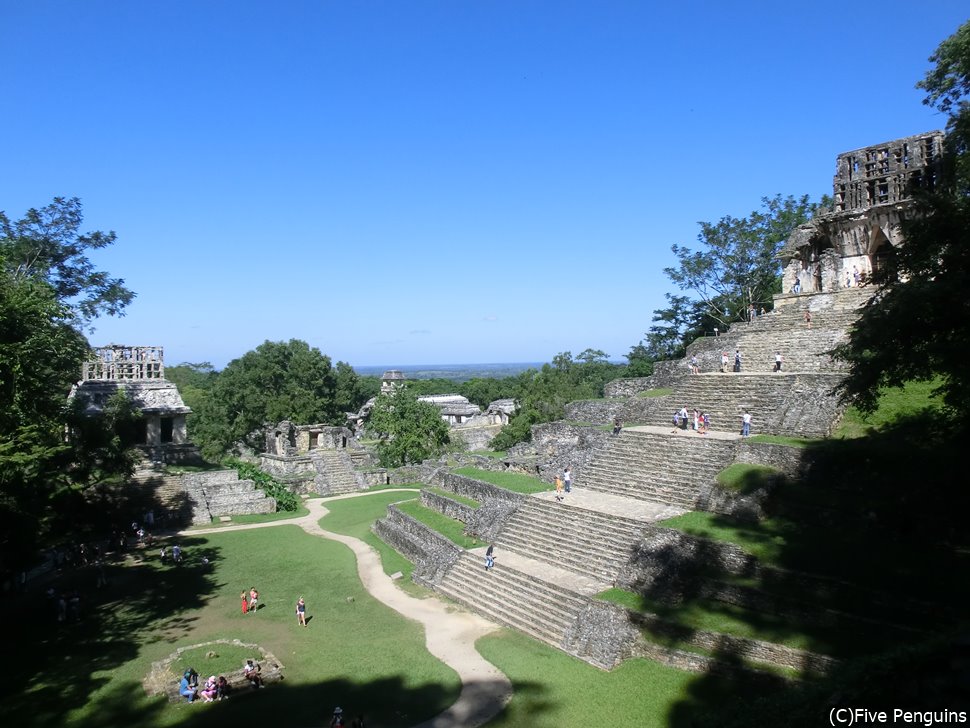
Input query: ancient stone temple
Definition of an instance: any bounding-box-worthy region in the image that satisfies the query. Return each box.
[70,345,200,465]
[779,130,945,294]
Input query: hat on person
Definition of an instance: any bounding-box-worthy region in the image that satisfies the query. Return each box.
[333,707,343,714]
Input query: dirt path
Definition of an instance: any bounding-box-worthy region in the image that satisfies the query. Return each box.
[185,493,512,728]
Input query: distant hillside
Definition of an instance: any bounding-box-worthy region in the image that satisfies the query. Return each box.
[353,362,545,381]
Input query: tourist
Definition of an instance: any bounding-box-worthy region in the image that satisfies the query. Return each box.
[853,264,860,286]
[200,675,218,702]
[484,544,495,571]
[720,351,729,373]
[679,406,689,430]
[296,597,307,627]
[845,272,852,288]
[240,591,249,615]
[160,546,168,563]
[243,659,263,688]
[563,466,572,493]
[330,706,345,727]
[690,354,699,374]
[703,412,711,432]
[793,277,801,294]
[554,475,564,502]
[692,409,700,431]
[178,672,196,703]
[612,417,622,435]
[249,587,258,613]
[216,675,230,700]
[774,351,783,372]
[804,310,812,328]
[734,349,742,373]
[171,544,181,563]
[671,411,681,433]
[741,410,752,438]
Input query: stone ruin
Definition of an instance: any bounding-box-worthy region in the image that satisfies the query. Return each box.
[70,345,201,465]
[779,130,945,294]
[347,370,518,451]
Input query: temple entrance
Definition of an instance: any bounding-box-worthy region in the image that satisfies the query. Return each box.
[869,229,893,281]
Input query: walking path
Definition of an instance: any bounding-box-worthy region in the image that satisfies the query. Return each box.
[184,491,513,728]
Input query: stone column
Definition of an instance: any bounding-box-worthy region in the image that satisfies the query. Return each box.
[145,416,162,446]
[173,415,188,445]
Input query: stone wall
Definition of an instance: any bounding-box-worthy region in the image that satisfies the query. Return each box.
[515,423,611,483]
[435,472,524,541]
[421,490,476,525]
[372,505,462,586]
[561,599,642,669]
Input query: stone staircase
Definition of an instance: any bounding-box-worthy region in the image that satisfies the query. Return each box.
[580,430,737,508]
[435,550,594,649]
[181,470,276,525]
[493,498,650,583]
[685,288,872,374]
[311,449,362,495]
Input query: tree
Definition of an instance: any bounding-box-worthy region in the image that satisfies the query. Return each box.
[367,387,450,467]
[648,194,822,356]
[0,197,134,327]
[190,340,367,460]
[834,20,970,417]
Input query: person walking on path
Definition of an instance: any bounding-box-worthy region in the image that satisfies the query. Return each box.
[240,591,248,614]
[563,467,572,493]
[484,544,495,571]
[734,349,742,373]
[295,597,307,626]
[741,410,752,437]
[554,475,564,502]
[774,351,783,372]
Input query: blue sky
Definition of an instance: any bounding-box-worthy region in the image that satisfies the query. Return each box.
[2,2,966,369]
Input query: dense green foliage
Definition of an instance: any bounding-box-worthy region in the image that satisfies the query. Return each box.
[835,20,970,419]
[223,458,299,512]
[0,200,137,571]
[187,340,368,460]
[641,194,822,360]
[367,387,451,467]
[490,349,626,449]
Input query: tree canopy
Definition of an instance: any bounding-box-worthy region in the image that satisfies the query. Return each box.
[367,386,450,467]
[0,197,134,327]
[642,194,822,360]
[834,19,970,417]
[189,340,368,460]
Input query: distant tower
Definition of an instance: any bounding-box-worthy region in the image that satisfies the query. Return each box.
[380,370,406,394]
[70,345,199,465]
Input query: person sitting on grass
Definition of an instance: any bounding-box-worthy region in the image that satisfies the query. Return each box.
[216,675,230,700]
[243,659,263,689]
[178,672,196,703]
[200,675,218,702]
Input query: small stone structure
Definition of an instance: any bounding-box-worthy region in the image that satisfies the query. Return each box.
[70,345,201,465]
[779,131,945,294]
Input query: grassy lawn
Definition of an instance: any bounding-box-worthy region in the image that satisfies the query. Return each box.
[427,487,481,509]
[453,467,552,494]
[396,501,485,549]
[834,379,943,438]
[476,630,765,728]
[1,525,460,728]
[715,463,780,494]
[597,588,908,659]
[320,490,427,597]
[638,387,674,398]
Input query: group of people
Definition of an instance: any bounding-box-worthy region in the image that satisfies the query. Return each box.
[241,587,259,614]
[330,706,366,727]
[178,668,231,703]
[718,349,744,373]
[672,406,710,435]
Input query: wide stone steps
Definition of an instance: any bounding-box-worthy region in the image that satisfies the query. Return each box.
[578,431,735,507]
[436,552,588,646]
[494,500,645,581]
[313,450,360,495]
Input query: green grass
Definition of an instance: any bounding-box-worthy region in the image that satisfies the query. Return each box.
[834,379,943,438]
[171,643,260,680]
[476,630,767,728]
[452,467,552,494]
[214,506,310,525]
[320,491,428,596]
[396,501,485,549]
[746,434,816,448]
[658,510,791,564]
[427,487,481,509]
[716,463,780,494]
[1,525,460,728]
[471,450,508,458]
[597,588,902,659]
[638,387,674,398]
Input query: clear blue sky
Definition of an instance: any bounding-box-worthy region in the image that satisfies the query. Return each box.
[2,2,966,369]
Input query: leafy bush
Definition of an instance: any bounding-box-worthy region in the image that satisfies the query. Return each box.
[223,458,299,512]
